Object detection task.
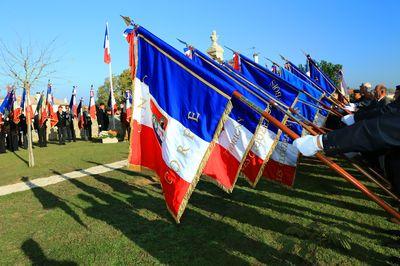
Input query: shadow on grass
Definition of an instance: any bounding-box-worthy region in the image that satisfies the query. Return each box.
[296,158,395,205]
[21,238,77,266]
[12,151,29,166]
[191,183,392,265]
[64,172,304,264]
[72,160,394,264]
[21,177,87,229]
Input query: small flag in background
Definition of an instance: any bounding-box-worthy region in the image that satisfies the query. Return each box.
[88,86,97,120]
[69,86,78,117]
[11,89,22,124]
[103,23,111,64]
[107,85,117,113]
[36,92,48,127]
[233,53,241,71]
[124,90,132,124]
[46,83,59,128]
[77,98,84,129]
[21,88,33,124]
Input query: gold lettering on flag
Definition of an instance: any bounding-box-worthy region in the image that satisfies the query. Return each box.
[177,145,190,155]
[187,112,200,122]
[183,128,195,139]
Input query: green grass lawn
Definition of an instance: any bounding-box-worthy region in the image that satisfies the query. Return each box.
[0,145,399,265]
[0,141,129,186]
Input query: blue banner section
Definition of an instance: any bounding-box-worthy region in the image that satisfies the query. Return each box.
[136,26,233,142]
[0,91,12,114]
[191,49,287,134]
[190,50,265,133]
[239,55,298,108]
[238,55,303,143]
[280,68,327,119]
[308,59,336,94]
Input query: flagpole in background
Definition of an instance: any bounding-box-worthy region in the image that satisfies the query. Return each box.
[108,51,115,130]
[25,82,34,167]
[104,22,115,130]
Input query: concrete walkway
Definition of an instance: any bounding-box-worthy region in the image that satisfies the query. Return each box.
[0,160,127,197]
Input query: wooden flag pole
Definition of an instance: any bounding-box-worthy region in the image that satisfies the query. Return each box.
[233,90,400,220]
[25,82,34,167]
[288,108,400,202]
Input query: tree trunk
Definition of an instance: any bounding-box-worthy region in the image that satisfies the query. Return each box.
[26,84,35,167]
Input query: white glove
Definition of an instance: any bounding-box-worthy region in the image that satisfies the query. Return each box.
[344,103,356,112]
[293,135,323,157]
[341,114,355,126]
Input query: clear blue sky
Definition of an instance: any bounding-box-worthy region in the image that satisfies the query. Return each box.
[1,0,399,100]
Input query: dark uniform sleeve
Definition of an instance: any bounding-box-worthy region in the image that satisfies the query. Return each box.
[322,112,400,155]
[354,99,399,122]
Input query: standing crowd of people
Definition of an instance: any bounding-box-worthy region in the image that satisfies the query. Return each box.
[0,102,131,153]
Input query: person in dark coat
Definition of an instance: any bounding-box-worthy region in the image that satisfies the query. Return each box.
[82,106,92,141]
[96,103,109,132]
[65,105,76,142]
[18,114,28,149]
[34,114,47,147]
[56,106,67,145]
[0,114,6,154]
[9,119,19,151]
[358,82,374,108]
[294,97,400,195]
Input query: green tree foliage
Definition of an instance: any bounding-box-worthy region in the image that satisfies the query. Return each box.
[298,60,343,87]
[318,60,342,87]
[97,69,132,105]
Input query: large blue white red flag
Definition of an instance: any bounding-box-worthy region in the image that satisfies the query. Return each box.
[46,83,58,127]
[215,54,291,188]
[307,55,336,95]
[103,23,111,64]
[238,55,302,187]
[190,48,265,192]
[88,86,96,120]
[127,26,234,222]
[69,86,78,117]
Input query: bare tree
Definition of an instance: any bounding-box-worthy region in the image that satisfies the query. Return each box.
[0,38,59,167]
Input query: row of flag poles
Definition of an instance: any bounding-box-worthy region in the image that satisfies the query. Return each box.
[121,19,400,223]
[0,83,132,129]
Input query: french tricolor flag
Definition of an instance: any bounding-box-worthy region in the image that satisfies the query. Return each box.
[103,23,111,64]
[46,83,59,128]
[88,86,97,120]
[124,90,132,124]
[128,26,233,223]
[69,86,78,118]
[203,98,258,192]
[77,97,84,129]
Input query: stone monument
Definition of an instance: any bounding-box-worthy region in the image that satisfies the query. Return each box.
[206,30,224,63]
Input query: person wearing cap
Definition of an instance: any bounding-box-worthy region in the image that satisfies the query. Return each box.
[56,105,67,145]
[358,82,374,108]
